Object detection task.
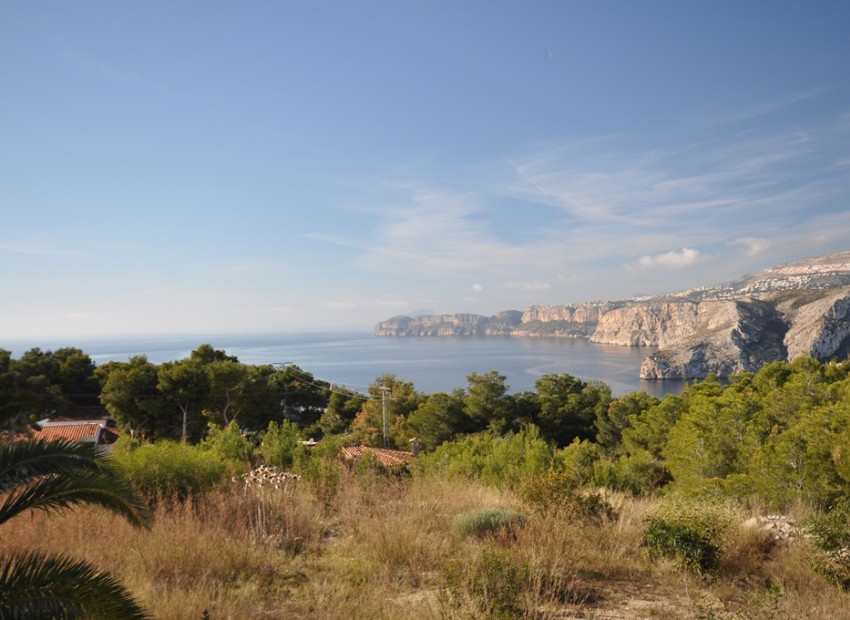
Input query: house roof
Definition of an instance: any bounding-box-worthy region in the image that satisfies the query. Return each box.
[20,418,120,445]
[27,423,104,443]
[340,445,415,468]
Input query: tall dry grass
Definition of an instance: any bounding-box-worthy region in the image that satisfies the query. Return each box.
[7,463,850,619]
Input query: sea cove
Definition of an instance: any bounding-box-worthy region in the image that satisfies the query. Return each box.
[5,331,682,397]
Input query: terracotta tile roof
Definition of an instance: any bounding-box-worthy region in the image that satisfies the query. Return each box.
[27,423,104,443]
[340,445,415,468]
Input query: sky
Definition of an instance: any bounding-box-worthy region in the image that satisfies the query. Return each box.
[2,1,850,340]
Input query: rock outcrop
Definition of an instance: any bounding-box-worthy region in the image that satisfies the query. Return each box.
[636,299,788,379]
[781,289,850,361]
[513,303,617,338]
[373,311,522,337]
[374,250,850,380]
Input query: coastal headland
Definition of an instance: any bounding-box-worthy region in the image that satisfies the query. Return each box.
[376,251,850,380]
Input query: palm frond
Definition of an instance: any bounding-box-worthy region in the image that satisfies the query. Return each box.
[0,440,103,491]
[0,550,150,619]
[0,469,151,529]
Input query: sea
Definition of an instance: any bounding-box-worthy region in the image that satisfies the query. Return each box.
[4,331,686,398]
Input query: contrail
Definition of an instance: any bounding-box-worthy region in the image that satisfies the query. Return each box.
[504,157,549,195]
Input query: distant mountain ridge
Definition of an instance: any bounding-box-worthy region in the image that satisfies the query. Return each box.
[374,250,850,380]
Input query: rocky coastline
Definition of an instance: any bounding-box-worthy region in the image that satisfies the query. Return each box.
[374,251,850,380]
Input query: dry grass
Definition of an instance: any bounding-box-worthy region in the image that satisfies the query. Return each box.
[7,466,850,619]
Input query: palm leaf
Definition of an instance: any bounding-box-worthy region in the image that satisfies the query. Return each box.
[0,469,151,529]
[0,550,150,619]
[0,440,104,492]
[0,439,151,529]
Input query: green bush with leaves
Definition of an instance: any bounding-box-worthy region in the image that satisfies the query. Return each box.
[200,421,255,472]
[805,498,850,589]
[110,437,228,499]
[643,499,732,576]
[440,546,529,619]
[516,469,615,522]
[451,507,526,539]
[260,420,304,469]
[417,425,554,488]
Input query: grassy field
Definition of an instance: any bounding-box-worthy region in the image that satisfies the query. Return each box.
[10,465,850,619]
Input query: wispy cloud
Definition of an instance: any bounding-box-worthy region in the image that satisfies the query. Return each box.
[309,97,850,308]
[729,237,771,257]
[629,248,703,271]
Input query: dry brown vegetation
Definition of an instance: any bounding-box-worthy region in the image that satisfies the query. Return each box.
[9,466,850,619]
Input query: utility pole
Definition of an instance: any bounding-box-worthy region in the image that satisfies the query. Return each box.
[379,386,391,448]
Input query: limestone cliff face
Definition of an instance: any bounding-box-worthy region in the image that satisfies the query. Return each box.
[782,288,850,361]
[522,303,615,324]
[590,302,709,347]
[373,251,850,381]
[373,311,522,337]
[513,303,616,338]
[637,299,787,379]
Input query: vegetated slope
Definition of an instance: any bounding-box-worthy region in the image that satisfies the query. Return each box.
[375,250,850,379]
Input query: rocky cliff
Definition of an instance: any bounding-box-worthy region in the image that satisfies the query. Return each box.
[373,311,523,337]
[374,250,850,380]
[635,299,788,379]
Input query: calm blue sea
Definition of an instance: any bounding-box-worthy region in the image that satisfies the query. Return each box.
[4,331,685,398]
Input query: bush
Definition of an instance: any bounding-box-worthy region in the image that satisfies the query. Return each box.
[440,546,529,619]
[643,499,732,576]
[451,507,526,539]
[516,469,616,523]
[417,426,554,488]
[806,498,850,589]
[260,420,304,469]
[110,438,229,500]
[200,421,255,471]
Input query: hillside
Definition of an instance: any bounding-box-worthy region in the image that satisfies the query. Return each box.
[375,250,850,379]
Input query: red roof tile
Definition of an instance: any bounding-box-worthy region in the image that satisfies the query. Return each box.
[340,445,415,468]
[26,423,103,443]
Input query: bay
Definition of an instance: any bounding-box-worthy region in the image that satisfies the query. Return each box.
[5,331,685,398]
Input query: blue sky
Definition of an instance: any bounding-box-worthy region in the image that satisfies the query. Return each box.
[2,1,850,339]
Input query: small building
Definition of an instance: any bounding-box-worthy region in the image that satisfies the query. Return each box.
[340,445,416,469]
[23,413,120,451]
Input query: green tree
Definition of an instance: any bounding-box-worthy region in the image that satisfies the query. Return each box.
[534,373,611,447]
[97,356,166,440]
[189,343,238,365]
[317,387,366,436]
[51,347,99,407]
[0,439,151,618]
[203,359,251,427]
[622,394,686,459]
[464,371,511,434]
[597,391,658,454]
[275,365,331,426]
[157,360,209,442]
[350,375,423,448]
[749,403,850,509]
[406,389,467,452]
[0,349,66,439]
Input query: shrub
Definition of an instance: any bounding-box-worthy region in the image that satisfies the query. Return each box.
[516,469,616,523]
[110,439,229,500]
[806,498,850,589]
[201,421,255,471]
[259,420,304,469]
[451,507,526,539]
[417,426,554,488]
[643,499,732,576]
[440,546,529,619]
